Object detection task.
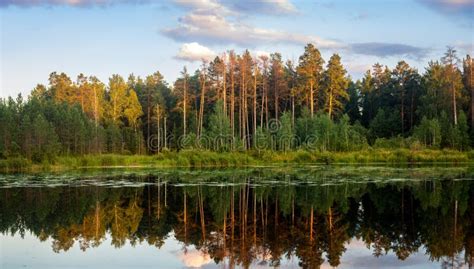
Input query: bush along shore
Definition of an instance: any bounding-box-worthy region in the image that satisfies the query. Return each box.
[1,149,473,173]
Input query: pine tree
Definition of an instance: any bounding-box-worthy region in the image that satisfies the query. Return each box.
[176,67,190,137]
[49,72,75,104]
[108,75,128,125]
[457,110,470,150]
[322,54,349,119]
[207,100,232,151]
[270,53,285,121]
[31,114,60,162]
[392,61,412,134]
[124,89,143,131]
[297,44,324,117]
[463,55,474,127]
[344,81,361,123]
[441,47,464,125]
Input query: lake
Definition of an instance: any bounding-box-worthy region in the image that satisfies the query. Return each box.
[1,166,473,269]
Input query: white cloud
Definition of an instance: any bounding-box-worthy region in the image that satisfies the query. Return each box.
[0,0,147,7]
[266,0,296,13]
[253,50,271,58]
[224,0,297,15]
[174,0,221,10]
[452,42,474,55]
[173,0,235,15]
[174,0,297,15]
[175,42,217,62]
[165,1,344,49]
[345,62,372,75]
[178,249,212,268]
[163,12,344,49]
[2,0,297,14]
[416,0,474,22]
[350,42,429,60]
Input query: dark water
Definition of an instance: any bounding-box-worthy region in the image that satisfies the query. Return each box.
[1,166,473,269]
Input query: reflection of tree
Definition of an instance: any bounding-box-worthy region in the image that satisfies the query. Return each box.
[1,170,473,268]
[111,194,143,248]
[465,184,474,267]
[80,200,106,250]
[324,205,350,266]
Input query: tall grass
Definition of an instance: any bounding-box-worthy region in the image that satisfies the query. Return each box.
[0,157,31,172]
[1,149,473,173]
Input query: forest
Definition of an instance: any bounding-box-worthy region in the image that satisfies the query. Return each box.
[0,44,473,164]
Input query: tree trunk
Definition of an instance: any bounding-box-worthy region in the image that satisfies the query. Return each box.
[310,206,314,241]
[260,79,265,128]
[183,77,187,137]
[222,57,227,116]
[147,92,151,144]
[164,117,167,149]
[198,72,206,137]
[240,61,247,148]
[453,81,458,125]
[274,79,279,121]
[310,80,314,117]
[156,106,160,152]
[253,65,257,147]
[93,85,99,153]
[265,87,269,129]
[230,61,235,143]
[291,92,295,127]
[471,83,474,128]
[410,89,415,130]
[401,88,405,135]
[328,87,333,119]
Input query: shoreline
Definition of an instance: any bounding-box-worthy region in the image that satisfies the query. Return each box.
[1,149,473,173]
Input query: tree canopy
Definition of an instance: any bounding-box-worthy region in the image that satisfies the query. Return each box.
[1,45,473,162]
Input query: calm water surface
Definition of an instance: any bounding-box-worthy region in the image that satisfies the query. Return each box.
[1,166,473,269]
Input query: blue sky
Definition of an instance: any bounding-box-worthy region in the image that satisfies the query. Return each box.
[0,0,473,98]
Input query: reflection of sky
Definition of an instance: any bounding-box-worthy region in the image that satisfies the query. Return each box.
[335,239,440,269]
[0,233,445,269]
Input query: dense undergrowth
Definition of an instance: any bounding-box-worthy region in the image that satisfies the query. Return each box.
[1,148,472,173]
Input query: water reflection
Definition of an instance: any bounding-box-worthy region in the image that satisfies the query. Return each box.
[1,167,473,268]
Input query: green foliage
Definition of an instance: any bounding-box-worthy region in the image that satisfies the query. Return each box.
[276,112,294,151]
[295,111,367,152]
[0,47,473,162]
[295,108,315,148]
[313,113,333,151]
[180,132,197,150]
[105,123,122,153]
[344,81,362,123]
[335,115,368,151]
[322,53,349,118]
[123,89,143,130]
[457,111,470,151]
[413,117,441,148]
[373,137,409,149]
[206,100,232,152]
[31,114,60,163]
[369,108,400,142]
[437,111,469,150]
[255,127,271,151]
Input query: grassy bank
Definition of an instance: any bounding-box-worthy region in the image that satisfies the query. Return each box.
[1,149,473,172]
